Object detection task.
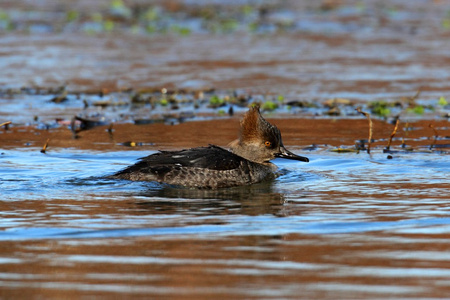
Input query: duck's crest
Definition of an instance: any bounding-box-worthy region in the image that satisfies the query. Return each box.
[239,106,279,143]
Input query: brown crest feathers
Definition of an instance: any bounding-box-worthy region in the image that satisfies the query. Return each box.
[239,106,262,142]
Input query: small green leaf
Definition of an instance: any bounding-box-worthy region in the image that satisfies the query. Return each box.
[145,25,156,34]
[111,0,125,9]
[248,22,258,32]
[376,107,391,117]
[91,13,103,23]
[103,20,115,32]
[0,10,9,21]
[438,96,448,106]
[262,101,278,111]
[144,7,158,21]
[412,105,424,114]
[66,10,79,22]
[209,95,224,107]
[242,5,254,16]
[221,19,238,32]
[171,25,191,36]
[369,100,391,117]
[160,98,168,106]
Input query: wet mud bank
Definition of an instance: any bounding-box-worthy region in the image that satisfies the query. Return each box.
[1,0,450,98]
[1,117,449,155]
[1,31,450,99]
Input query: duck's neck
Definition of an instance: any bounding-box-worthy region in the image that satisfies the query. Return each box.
[228,139,248,159]
[228,139,274,168]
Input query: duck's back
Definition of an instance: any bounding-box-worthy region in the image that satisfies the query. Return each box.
[112,145,274,188]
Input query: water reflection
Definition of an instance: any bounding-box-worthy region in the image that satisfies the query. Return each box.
[134,181,290,217]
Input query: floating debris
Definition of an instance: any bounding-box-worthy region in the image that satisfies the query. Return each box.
[326,106,341,116]
[286,100,314,108]
[73,116,109,131]
[432,144,450,148]
[330,148,359,153]
[120,141,154,147]
[107,123,114,133]
[49,88,68,103]
[92,99,128,107]
[0,121,11,130]
[228,106,234,116]
[324,98,352,107]
[70,116,110,139]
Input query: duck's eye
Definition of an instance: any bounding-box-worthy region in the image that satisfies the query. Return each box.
[264,141,272,147]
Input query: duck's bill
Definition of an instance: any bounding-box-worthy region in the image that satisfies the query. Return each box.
[276,146,309,162]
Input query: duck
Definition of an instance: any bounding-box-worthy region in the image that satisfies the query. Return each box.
[111,106,309,188]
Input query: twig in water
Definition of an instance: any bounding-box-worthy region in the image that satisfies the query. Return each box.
[356,107,373,154]
[404,89,421,107]
[401,122,410,148]
[107,123,115,141]
[386,118,400,151]
[429,124,438,150]
[411,89,421,101]
[40,138,50,154]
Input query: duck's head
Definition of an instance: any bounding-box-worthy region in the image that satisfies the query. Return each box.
[229,106,309,164]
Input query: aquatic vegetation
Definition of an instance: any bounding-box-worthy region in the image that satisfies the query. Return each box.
[4,1,432,36]
[170,25,191,36]
[1,85,449,161]
[0,9,13,31]
[103,19,115,32]
[368,100,392,118]
[109,0,132,19]
[208,95,225,108]
[409,105,425,115]
[2,87,449,126]
[66,10,79,23]
[405,104,434,115]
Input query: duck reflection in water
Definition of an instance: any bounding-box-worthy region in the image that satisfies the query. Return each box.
[130,180,309,217]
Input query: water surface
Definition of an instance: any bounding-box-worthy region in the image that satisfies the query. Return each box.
[0,145,449,299]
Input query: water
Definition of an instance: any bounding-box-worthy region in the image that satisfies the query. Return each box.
[0,146,449,298]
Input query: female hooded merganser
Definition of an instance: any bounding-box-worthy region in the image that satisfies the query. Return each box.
[112,106,309,188]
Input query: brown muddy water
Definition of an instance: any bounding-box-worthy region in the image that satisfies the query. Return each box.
[1,0,450,299]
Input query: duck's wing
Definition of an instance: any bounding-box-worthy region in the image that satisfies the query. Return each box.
[113,145,244,177]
